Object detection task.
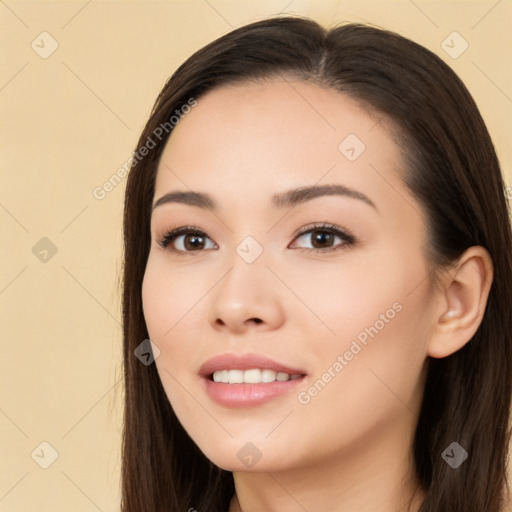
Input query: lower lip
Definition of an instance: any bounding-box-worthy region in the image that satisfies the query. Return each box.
[202,376,306,407]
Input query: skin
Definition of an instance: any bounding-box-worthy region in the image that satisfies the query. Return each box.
[141,78,493,512]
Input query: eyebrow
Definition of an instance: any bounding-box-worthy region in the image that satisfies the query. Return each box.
[152,184,377,211]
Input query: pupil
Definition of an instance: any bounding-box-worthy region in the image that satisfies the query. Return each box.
[312,231,332,248]
[185,234,204,250]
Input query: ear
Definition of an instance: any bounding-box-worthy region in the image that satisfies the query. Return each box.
[427,246,494,358]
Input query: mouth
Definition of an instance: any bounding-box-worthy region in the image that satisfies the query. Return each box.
[199,353,307,407]
[209,368,304,384]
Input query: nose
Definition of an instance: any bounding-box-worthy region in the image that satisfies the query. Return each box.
[207,256,285,334]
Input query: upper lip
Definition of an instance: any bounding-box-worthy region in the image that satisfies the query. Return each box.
[199,353,307,377]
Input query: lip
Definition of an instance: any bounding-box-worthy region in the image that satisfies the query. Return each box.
[199,353,307,408]
[199,353,306,377]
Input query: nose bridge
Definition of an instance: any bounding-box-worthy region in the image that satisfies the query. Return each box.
[216,242,269,309]
[222,223,269,288]
[207,239,284,331]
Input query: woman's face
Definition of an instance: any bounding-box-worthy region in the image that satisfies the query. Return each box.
[142,78,436,472]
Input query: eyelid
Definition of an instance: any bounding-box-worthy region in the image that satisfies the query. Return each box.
[157,225,215,252]
[157,222,356,253]
[288,222,356,251]
[290,222,355,242]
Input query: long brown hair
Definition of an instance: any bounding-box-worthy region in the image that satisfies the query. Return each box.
[121,16,512,511]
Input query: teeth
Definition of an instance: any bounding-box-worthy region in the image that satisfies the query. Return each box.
[261,369,277,383]
[212,368,302,384]
[243,369,263,383]
[229,369,244,384]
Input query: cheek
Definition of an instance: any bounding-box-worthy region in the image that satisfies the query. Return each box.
[141,259,204,421]
[283,251,425,349]
[324,284,431,415]
[141,255,207,339]
[296,252,432,418]
[294,294,430,457]
[141,254,213,382]
[141,258,197,396]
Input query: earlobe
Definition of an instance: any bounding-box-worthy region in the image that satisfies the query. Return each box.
[427,246,493,359]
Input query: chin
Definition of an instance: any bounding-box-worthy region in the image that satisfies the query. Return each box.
[189,435,287,473]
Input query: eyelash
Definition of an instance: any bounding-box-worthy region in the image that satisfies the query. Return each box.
[157,222,356,255]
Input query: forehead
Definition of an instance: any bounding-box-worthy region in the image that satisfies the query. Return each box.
[154,78,407,212]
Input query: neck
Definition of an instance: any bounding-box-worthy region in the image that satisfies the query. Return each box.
[228,412,425,512]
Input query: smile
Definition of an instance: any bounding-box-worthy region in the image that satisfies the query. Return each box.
[199,353,307,407]
[212,369,303,384]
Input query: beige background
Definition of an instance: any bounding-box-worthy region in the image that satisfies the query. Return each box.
[1,1,511,510]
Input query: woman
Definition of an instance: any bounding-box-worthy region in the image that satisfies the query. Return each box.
[121,16,512,512]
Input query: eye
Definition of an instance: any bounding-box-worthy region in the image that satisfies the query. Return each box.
[289,223,356,253]
[157,226,217,253]
[157,222,356,255]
